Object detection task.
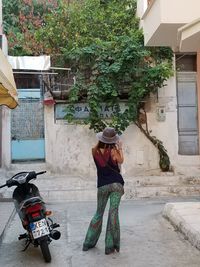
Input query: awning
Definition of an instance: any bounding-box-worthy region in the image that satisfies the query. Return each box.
[0,49,18,109]
[8,55,51,70]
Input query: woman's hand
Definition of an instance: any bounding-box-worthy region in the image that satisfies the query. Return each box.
[116,140,123,150]
[112,140,124,164]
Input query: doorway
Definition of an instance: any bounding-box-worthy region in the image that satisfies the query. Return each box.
[11,74,45,162]
[177,72,199,155]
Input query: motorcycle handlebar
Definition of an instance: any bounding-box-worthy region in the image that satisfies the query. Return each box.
[36,171,46,176]
[26,171,46,182]
[0,171,47,188]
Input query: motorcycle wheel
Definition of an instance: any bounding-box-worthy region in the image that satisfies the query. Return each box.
[40,239,51,263]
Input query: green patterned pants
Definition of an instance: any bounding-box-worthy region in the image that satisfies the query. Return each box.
[83,183,124,252]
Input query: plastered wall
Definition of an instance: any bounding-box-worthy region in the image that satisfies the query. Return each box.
[3,70,200,177]
[44,75,180,177]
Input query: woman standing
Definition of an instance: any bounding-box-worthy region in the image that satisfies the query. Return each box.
[82,127,124,255]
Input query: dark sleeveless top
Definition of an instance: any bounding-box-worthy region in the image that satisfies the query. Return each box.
[93,149,124,188]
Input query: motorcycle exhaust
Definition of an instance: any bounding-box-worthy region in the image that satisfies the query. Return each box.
[50,230,61,240]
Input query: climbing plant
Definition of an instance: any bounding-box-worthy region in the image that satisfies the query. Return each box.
[36,0,174,171]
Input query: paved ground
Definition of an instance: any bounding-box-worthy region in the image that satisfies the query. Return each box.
[1,198,200,266]
[0,202,14,243]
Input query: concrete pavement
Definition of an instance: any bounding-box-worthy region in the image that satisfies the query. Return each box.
[1,199,200,266]
[2,198,200,258]
[1,170,200,261]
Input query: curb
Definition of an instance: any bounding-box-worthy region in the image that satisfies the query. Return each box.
[0,198,13,202]
[163,202,200,250]
[0,208,16,246]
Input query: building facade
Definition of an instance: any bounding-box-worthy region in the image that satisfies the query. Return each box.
[137,0,200,175]
[2,0,200,177]
[2,55,162,177]
[1,53,184,177]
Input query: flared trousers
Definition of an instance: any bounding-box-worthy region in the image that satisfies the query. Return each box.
[83,182,124,250]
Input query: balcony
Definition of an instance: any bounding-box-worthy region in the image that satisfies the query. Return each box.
[43,69,75,101]
[141,0,200,49]
[178,18,200,52]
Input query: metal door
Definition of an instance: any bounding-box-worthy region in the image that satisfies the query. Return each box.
[11,88,45,162]
[177,72,199,155]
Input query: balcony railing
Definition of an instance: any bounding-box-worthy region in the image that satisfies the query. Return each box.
[43,70,75,100]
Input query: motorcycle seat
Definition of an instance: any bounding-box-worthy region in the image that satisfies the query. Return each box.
[20,196,44,210]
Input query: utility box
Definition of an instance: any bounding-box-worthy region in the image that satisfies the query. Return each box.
[157,106,166,121]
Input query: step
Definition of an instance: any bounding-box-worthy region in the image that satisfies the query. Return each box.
[2,171,200,186]
[1,174,200,191]
[1,175,200,202]
[2,184,200,202]
[39,185,200,202]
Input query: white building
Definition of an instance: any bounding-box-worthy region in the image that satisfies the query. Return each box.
[137,0,200,52]
[137,0,200,175]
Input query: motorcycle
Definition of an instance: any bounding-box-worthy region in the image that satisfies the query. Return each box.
[0,171,61,263]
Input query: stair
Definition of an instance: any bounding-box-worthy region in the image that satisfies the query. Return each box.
[1,174,200,202]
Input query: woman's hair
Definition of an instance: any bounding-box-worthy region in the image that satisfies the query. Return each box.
[98,141,116,149]
[92,141,115,156]
[93,141,116,167]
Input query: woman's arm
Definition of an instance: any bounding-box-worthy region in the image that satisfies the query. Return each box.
[111,141,124,164]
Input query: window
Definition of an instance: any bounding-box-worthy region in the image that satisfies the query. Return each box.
[176,54,196,72]
[15,73,40,89]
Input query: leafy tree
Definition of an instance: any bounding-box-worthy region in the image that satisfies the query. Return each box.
[36,0,173,171]
[2,0,58,55]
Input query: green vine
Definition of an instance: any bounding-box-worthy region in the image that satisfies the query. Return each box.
[135,108,170,172]
[35,0,174,171]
